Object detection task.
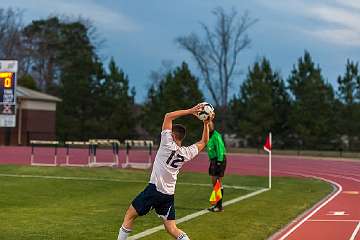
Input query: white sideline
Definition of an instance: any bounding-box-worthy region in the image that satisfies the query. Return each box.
[0,173,144,183]
[178,182,262,191]
[0,173,261,190]
[128,188,269,240]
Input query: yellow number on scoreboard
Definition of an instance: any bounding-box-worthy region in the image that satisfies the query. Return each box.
[4,77,12,88]
[0,72,13,88]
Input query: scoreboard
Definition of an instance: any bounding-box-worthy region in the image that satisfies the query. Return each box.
[0,60,17,127]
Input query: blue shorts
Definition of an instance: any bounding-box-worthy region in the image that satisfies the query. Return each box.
[132,183,176,220]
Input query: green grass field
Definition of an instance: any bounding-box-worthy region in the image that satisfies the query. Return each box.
[0,165,332,240]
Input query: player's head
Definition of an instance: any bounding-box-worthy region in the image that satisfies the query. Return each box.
[172,124,186,142]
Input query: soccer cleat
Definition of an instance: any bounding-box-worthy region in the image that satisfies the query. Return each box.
[207,206,224,212]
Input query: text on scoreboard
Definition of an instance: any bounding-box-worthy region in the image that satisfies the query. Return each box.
[0,72,16,104]
[0,60,18,127]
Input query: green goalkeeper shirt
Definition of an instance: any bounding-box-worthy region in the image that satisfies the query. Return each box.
[206,130,226,162]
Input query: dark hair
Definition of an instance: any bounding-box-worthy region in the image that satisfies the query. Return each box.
[172,124,186,141]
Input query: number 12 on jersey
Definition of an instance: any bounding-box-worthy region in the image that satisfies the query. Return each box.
[166,151,184,168]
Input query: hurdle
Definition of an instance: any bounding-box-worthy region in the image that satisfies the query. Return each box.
[30,140,60,166]
[61,141,92,167]
[122,140,153,169]
[88,139,120,167]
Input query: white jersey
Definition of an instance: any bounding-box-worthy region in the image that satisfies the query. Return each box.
[150,129,199,195]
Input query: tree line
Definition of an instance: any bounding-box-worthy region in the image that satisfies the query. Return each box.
[1,8,360,151]
[229,54,360,151]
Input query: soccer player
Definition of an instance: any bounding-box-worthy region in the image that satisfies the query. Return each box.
[117,104,212,240]
[207,120,227,212]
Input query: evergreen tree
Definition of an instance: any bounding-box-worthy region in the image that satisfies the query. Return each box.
[337,60,360,150]
[142,62,204,144]
[338,60,359,104]
[55,20,105,140]
[17,74,38,90]
[94,57,136,140]
[229,58,290,147]
[288,51,336,149]
[21,17,113,140]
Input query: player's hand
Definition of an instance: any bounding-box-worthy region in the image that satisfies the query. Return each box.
[209,111,215,121]
[203,111,215,124]
[189,103,204,116]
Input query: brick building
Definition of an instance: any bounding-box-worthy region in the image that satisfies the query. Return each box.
[0,86,61,145]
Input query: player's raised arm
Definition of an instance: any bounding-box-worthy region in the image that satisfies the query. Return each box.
[162,104,203,131]
[195,114,213,152]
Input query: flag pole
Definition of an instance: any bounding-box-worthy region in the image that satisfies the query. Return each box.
[269,132,272,189]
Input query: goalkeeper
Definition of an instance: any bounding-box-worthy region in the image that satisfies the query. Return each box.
[207,120,227,212]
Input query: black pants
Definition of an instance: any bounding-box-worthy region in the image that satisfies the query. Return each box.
[208,158,226,177]
[209,158,226,207]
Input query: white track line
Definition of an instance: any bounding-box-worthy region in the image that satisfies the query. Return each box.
[307,220,360,222]
[313,172,360,184]
[128,188,269,240]
[276,172,343,240]
[350,222,360,240]
[0,173,260,190]
[274,169,360,184]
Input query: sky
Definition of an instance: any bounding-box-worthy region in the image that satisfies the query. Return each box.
[2,0,360,102]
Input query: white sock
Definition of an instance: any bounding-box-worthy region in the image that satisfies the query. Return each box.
[177,232,190,240]
[117,225,132,240]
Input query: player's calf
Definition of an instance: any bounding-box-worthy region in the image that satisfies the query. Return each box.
[122,205,138,229]
[117,205,138,240]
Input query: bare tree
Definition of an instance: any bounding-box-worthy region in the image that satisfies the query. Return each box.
[0,8,29,75]
[176,7,257,110]
[0,8,23,57]
[149,59,174,86]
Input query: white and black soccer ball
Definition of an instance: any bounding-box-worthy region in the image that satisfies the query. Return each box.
[197,102,214,121]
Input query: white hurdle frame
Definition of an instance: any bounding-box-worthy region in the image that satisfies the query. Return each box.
[30,140,59,166]
[88,139,120,167]
[61,141,92,167]
[122,140,153,169]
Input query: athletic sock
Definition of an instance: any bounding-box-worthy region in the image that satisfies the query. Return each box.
[177,232,190,240]
[117,225,132,240]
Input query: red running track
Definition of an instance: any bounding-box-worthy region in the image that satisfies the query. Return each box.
[1,146,360,239]
[184,153,360,239]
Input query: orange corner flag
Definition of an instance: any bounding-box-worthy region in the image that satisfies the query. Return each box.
[209,179,222,205]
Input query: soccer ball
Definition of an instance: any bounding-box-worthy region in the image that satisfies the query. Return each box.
[197,102,214,121]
